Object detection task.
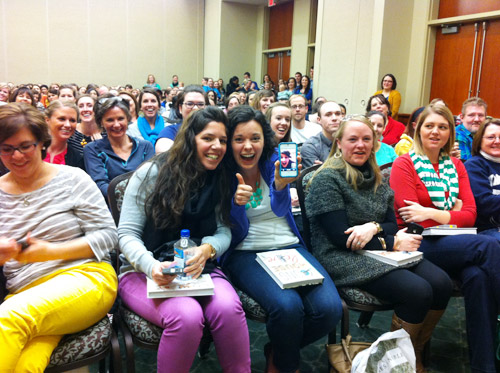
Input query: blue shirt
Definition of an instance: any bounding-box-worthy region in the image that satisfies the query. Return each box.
[455,124,473,161]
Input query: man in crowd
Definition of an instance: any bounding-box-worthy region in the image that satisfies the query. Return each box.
[301,101,344,167]
[289,94,321,147]
[456,97,487,161]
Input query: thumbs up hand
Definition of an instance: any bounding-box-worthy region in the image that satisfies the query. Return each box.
[234,173,254,206]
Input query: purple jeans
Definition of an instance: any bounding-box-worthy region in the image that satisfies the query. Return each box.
[119,269,251,373]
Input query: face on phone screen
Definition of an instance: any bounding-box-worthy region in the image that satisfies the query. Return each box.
[279,142,298,177]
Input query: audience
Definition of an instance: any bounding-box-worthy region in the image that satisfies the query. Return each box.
[456,97,487,161]
[366,93,405,146]
[221,106,342,373]
[44,100,84,169]
[118,107,251,373]
[83,95,154,198]
[306,115,452,372]
[390,104,500,373]
[301,101,343,168]
[0,103,117,372]
[374,74,401,121]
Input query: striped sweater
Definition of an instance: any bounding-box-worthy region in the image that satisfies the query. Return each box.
[0,165,117,293]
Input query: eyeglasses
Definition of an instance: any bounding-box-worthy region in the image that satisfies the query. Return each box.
[483,136,500,142]
[183,102,206,109]
[98,96,129,109]
[0,142,38,156]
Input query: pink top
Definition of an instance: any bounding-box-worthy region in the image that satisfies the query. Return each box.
[382,117,405,146]
[390,153,477,229]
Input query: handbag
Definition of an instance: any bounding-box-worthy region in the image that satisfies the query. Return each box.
[326,334,371,373]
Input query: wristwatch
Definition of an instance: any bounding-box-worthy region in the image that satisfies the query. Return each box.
[377,237,387,250]
[207,244,217,260]
[371,221,383,235]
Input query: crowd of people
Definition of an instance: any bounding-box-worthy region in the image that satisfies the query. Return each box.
[0,70,498,373]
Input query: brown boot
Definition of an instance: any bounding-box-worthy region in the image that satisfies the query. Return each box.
[391,313,426,373]
[415,310,445,368]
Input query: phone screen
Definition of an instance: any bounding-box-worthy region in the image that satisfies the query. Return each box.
[279,142,298,178]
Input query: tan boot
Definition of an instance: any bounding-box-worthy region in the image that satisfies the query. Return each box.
[415,310,445,369]
[391,313,426,373]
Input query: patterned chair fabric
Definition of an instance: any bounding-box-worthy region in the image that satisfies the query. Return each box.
[47,315,112,367]
[339,287,389,306]
[236,289,267,321]
[121,307,162,344]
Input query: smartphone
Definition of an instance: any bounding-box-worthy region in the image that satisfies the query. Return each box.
[162,267,184,276]
[406,222,424,235]
[17,239,29,251]
[278,142,298,178]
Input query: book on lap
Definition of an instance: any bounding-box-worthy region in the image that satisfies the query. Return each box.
[146,274,214,299]
[357,250,423,267]
[255,248,324,289]
[421,225,477,236]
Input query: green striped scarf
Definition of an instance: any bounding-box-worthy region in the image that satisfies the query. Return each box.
[410,150,459,210]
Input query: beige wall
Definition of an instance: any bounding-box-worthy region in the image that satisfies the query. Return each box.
[0,0,204,88]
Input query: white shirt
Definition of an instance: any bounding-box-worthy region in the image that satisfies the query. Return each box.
[291,120,322,145]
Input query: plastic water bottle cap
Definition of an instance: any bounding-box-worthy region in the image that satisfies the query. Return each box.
[180,229,190,238]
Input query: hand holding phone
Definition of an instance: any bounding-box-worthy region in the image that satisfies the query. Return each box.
[162,267,184,276]
[278,142,298,178]
[406,222,424,235]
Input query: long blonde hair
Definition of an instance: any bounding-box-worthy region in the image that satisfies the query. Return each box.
[315,115,382,192]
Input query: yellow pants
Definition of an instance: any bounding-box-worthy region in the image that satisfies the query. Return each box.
[0,261,117,373]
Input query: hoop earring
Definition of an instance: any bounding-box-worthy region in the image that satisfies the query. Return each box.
[333,151,342,159]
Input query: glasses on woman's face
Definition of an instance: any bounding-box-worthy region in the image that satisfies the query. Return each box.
[0,142,38,156]
[183,101,206,109]
[483,135,500,142]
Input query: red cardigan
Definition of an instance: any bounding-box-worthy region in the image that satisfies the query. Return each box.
[382,117,405,146]
[390,153,477,229]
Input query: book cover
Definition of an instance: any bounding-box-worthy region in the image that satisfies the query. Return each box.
[357,250,423,267]
[256,248,324,289]
[147,274,214,299]
[422,225,477,236]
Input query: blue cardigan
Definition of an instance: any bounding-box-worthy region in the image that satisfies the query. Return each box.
[83,136,155,197]
[220,152,305,265]
[465,154,500,231]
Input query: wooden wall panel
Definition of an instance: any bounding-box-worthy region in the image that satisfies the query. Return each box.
[439,0,500,19]
[268,1,293,49]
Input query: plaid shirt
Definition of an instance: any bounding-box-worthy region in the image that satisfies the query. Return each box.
[455,124,473,161]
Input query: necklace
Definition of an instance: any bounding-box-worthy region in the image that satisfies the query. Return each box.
[245,181,263,210]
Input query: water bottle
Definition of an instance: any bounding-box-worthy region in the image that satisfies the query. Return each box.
[173,229,196,281]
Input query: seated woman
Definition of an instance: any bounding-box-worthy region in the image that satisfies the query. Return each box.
[266,102,292,144]
[390,104,500,373]
[119,91,139,126]
[367,110,397,167]
[465,118,500,240]
[224,93,240,114]
[293,75,313,111]
[118,107,250,373]
[127,88,165,146]
[366,94,405,146]
[306,115,452,373]
[251,89,275,115]
[9,86,36,108]
[373,74,401,121]
[69,94,103,155]
[44,100,84,169]
[395,106,424,156]
[0,103,117,371]
[83,95,154,198]
[221,106,342,373]
[155,85,209,153]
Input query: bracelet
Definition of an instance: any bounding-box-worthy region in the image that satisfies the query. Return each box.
[371,221,383,235]
[206,243,217,260]
[377,237,387,250]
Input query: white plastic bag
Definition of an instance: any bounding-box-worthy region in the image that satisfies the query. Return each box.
[351,329,415,373]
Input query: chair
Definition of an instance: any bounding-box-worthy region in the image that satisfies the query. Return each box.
[108,171,218,372]
[0,269,121,373]
[296,165,394,342]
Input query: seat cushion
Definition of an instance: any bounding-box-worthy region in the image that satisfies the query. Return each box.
[236,289,267,321]
[339,287,389,306]
[48,315,112,367]
[122,307,162,344]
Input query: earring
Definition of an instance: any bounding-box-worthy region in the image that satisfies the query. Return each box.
[333,151,342,159]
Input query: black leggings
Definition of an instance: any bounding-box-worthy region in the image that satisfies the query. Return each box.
[358,259,453,324]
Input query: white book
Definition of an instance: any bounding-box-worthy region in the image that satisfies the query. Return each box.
[422,225,477,236]
[147,274,214,299]
[357,250,423,267]
[256,248,324,289]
